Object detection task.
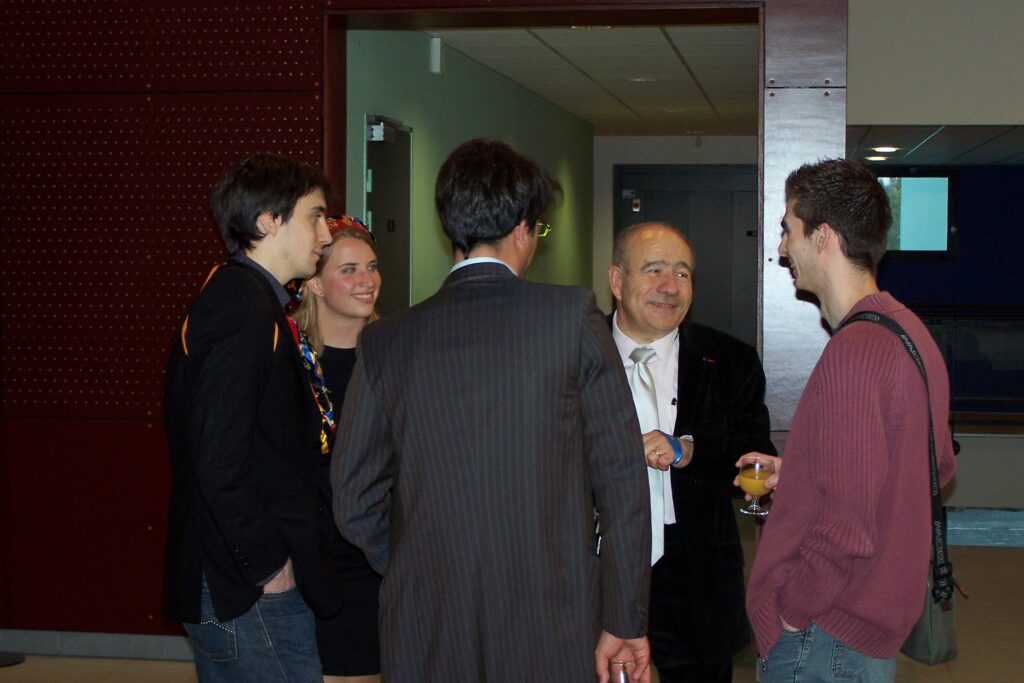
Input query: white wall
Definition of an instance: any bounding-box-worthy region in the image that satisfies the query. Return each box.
[848,0,1024,124]
[591,135,758,311]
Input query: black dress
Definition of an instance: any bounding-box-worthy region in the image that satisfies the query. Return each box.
[315,345,383,677]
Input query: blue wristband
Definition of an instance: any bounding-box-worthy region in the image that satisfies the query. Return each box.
[658,430,684,466]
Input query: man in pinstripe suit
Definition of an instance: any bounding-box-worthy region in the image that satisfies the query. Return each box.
[332,139,653,682]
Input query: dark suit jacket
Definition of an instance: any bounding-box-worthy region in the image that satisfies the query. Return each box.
[332,263,651,682]
[163,260,342,623]
[612,317,776,666]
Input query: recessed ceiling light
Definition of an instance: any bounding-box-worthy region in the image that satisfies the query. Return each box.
[872,146,899,153]
[628,76,657,83]
[865,156,888,161]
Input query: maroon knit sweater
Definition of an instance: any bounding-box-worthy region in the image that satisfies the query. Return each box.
[747,292,957,659]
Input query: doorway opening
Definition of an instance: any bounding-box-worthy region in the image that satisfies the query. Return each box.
[324,5,761,315]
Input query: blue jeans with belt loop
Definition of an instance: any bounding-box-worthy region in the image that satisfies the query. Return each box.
[758,623,896,683]
[184,585,321,683]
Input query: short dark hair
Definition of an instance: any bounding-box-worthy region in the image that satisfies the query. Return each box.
[784,158,892,274]
[612,222,693,271]
[210,153,333,255]
[434,138,562,255]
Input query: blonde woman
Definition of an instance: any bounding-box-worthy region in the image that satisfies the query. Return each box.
[294,216,382,683]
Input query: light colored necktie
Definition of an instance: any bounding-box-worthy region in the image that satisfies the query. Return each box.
[628,346,665,565]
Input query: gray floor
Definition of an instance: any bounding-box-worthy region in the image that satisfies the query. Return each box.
[2,508,1020,682]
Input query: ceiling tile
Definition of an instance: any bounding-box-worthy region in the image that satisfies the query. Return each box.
[426,24,760,137]
[954,127,1024,164]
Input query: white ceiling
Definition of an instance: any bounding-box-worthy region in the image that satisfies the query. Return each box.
[426,27,1024,165]
[426,25,759,136]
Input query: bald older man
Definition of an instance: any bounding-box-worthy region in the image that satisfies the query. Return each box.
[608,222,776,683]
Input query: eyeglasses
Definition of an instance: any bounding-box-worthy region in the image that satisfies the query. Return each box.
[536,221,553,238]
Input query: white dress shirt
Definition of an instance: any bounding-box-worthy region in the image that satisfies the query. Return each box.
[449,256,515,274]
[612,312,679,526]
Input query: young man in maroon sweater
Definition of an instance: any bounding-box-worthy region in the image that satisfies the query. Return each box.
[738,159,956,682]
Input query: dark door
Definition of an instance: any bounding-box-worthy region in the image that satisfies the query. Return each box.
[365,117,412,316]
[615,164,758,349]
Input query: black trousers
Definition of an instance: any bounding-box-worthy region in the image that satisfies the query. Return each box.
[648,523,749,683]
[655,659,732,683]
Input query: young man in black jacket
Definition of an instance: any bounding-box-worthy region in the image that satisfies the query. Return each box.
[164,154,342,683]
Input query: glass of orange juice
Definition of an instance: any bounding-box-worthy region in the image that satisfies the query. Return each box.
[738,461,773,516]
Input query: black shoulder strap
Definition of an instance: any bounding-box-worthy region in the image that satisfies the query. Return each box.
[835,311,955,607]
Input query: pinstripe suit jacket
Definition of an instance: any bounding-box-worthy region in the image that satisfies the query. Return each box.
[331,263,651,682]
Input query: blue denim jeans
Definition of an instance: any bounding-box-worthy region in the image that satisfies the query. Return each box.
[759,623,896,683]
[185,586,321,683]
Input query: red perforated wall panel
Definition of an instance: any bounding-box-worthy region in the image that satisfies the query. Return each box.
[1,93,325,421]
[1,418,174,633]
[1,1,324,94]
[0,0,326,634]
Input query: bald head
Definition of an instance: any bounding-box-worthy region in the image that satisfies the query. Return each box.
[609,223,695,344]
[612,222,694,271]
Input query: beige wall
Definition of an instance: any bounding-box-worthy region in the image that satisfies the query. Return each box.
[944,435,1024,509]
[848,0,1024,124]
[851,0,1024,507]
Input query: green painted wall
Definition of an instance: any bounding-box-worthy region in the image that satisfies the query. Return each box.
[345,31,594,304]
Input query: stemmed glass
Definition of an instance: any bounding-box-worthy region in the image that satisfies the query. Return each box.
[738,461,773,516]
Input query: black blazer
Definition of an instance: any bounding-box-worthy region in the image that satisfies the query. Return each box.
[163,260,342,623]
[673,321,776,651]
[332,263,651,682]
[612,317,776,662]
